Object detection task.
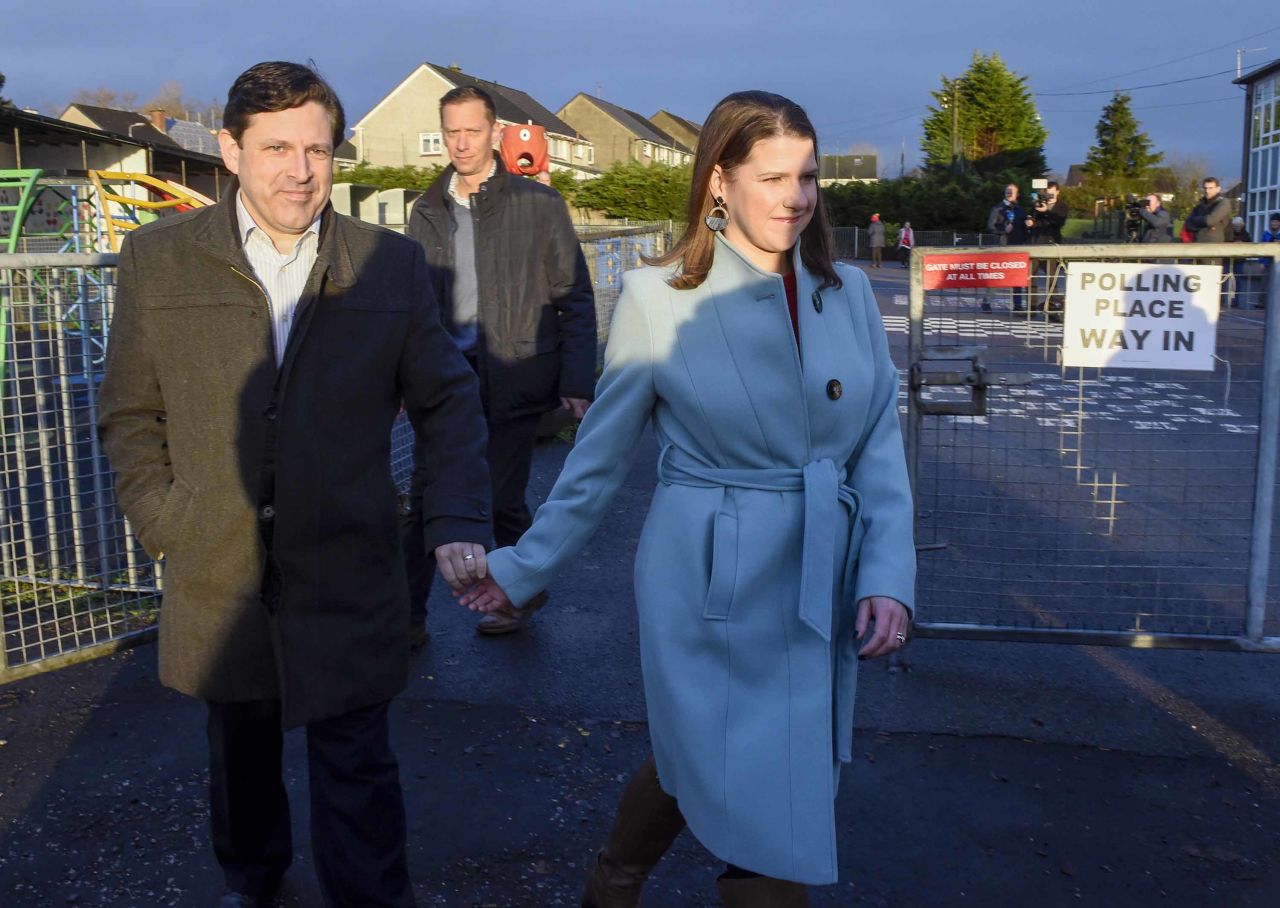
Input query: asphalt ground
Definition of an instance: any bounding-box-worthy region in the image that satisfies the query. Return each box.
[3,263,1280,906]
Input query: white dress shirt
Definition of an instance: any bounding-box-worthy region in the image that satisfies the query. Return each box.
[235,192,320,366]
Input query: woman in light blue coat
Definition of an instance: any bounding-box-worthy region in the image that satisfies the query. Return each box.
[458,92,916,906]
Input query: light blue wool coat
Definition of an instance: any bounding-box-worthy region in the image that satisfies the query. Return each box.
[487,234,916,884]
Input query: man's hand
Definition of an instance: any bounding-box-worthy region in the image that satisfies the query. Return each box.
[561,397,590,420]
[434,542,487,592]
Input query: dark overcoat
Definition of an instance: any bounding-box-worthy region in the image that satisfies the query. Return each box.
[99,197,491,728]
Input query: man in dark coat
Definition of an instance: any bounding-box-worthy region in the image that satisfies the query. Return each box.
[1185,176,1232,243]
[1026,181,1069,315]
[984,183,1029,311]
[99,62,491,907]
[401,85,596,638]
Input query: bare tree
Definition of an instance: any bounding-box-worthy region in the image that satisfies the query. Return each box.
[70,87,139,111]
[141,80,185,117]
[1158,152,1214,214]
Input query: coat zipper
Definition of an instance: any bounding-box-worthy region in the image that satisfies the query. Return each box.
[230,265,278,363]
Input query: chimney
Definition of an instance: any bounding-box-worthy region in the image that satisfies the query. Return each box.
[148,108,168,133]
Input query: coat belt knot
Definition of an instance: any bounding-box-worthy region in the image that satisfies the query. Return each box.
[657,445,862,641]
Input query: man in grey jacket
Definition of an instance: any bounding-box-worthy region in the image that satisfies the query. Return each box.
[1186,177,1232,242]
[868,213,885,267]
[402,86,596,638]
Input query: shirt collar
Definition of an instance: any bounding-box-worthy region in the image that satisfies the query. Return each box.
[448,158,499,208]
[236,190,320,249]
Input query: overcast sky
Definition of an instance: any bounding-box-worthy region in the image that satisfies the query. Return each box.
[6,0,1276,181]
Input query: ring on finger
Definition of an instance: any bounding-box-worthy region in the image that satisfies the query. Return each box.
[895,632,906,643]
[463,553,475,561]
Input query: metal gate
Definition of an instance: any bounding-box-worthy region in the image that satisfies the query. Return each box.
[907,243,1280,651]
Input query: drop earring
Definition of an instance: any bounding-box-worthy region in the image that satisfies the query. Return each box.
[704,196,729,231]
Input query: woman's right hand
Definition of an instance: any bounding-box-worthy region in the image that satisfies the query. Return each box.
[456,576,513,614]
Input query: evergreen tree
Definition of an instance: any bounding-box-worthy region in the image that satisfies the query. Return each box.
[921,52,1047,179]
[0,73,12,108]
[1084,92,1162,197]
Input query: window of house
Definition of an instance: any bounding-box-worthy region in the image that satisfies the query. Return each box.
[419,132,442,156]
[657,147,669,163]
[549,137,569,161]
[642,142,652,158]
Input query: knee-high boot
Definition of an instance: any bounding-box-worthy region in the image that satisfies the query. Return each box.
[716,873,810,906]
[581,755,686,907]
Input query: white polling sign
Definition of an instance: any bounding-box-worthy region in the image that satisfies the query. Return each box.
[1062,262,1221,371]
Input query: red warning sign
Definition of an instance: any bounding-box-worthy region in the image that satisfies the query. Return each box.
[922,252,1030,290]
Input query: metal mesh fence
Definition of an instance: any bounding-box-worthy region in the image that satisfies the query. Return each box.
[576,222,676,362]
[908,244,1280,647]
[1,257,159,679]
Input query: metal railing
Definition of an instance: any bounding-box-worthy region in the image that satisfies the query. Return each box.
[906,243,1280,651]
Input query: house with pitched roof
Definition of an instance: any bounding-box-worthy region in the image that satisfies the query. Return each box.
[649,110,700,153]
[349,62,597,179]
[557,94,694,171]
[60,104,219,156]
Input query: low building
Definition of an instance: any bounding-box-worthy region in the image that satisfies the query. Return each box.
[819,154,877,186]
[1235,60,1280,239]
[61,103,219,156]
[350,62,597,179]
[1,105,228,199]
[557,94,694,171]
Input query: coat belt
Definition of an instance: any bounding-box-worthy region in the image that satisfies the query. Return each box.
[657,445,861,642]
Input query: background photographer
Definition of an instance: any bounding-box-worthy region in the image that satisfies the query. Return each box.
[1026,181,1068,317]
[1028,181,1068,244]
[1135,193,1173,243]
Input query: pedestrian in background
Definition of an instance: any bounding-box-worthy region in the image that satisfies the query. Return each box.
[984,183,1028,311]
[99,61,492,907]
[1262,212,1280,242]
[868,212,884,267]
[897,220,913,268]
[458,90,915,906]
[1185,177,1232,243]
[1228,216,1263,309]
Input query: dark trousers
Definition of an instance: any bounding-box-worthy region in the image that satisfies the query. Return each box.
[400,410,541,624]
[207,698,414,907]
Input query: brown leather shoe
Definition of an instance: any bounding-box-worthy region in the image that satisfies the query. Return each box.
[581,755,686,907]
[476,590,548,636]
[716,874,810,906]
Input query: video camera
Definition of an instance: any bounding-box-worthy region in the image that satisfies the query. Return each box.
[1123,193,1150,213]
[1122,193,1148,243]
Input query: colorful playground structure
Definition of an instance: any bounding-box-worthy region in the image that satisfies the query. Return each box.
[0,168,213,255]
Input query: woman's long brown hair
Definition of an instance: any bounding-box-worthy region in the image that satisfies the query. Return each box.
[648,90,841,291]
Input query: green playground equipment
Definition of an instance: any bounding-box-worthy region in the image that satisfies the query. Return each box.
[0,169,42,254]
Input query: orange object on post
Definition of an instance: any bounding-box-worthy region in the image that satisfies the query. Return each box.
[499,124,549,177]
